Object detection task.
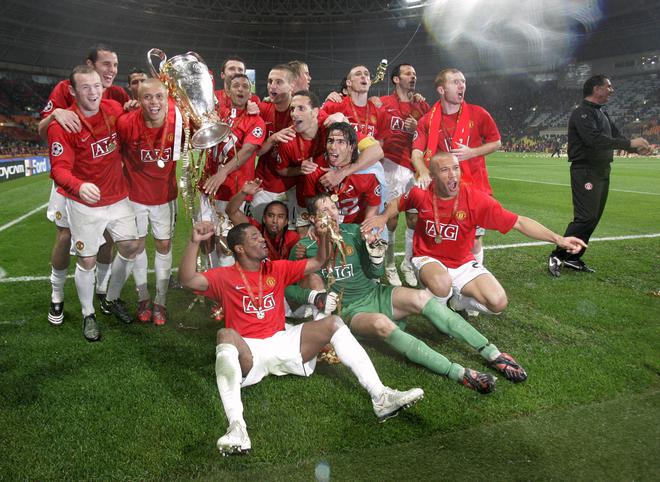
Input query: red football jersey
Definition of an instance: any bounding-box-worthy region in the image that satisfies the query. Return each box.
[248,218,300,261]
[200,106,266,201]
[48,99,127,207]
[41,80,130,119]
[413,102,500,195]
[300,160,381,224]
[199,259,307,339]
[379,93,430,171]
[214,89,260,110]
[321,96,386,139]
[254,101,293,193]
[116,98,181,205]
[400,183,517,268]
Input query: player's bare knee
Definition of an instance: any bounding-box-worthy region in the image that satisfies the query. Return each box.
[488,293,508,314]
[77,257,96,271]
[326,315,346,334]
[371,316,396,339]
[117,239,140,259]
[217,327,239,344]
[56,227,71,244]
[155,239,171,254]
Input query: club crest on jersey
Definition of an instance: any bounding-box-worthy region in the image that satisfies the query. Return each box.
[75,241,85,251]
[322,263,354,281]
[425,220,458,241]
[455,210,467,221]
[43,100,54,113]
[55,211,63,220]
[51,142,64,157]
[252,126,264,138]
[91,134,118,158]
[345,245,354,256]
[265,276,276,287]
[584,182,593,191]
[140,148,172,163]
[243,292,275,316]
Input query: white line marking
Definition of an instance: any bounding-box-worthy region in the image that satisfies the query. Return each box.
[1,235,659,283]
[0,203,48,233]
[0,267,178,283]
[489,176,660,196]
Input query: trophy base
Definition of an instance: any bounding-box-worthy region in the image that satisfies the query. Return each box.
[191,122,231,149]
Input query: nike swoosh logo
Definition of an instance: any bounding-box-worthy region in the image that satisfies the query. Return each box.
[420,209,431,213]
[81,135,90,142]
[235,286,245,290]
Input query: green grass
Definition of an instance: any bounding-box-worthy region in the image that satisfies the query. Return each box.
[1,152,659,480]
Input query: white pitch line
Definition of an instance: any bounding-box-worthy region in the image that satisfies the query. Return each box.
[489,176,660,196]
[0,203,48,233]
[1,235,658,283]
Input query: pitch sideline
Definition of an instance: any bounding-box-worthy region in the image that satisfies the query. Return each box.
[1,232,658,283]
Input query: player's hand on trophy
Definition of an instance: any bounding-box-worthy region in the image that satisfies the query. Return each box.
[300,158,318,175]
[240,178,263,196]
[414,165,432,189]
[450,143,475,161]
[79,183,101,204]
[203,170,228,196]
[271,126,296,144]
[403,116,418,132]
[191,221,215,242]
[246,100,259,115]
[558,236,587,254]
[52,108,82,133]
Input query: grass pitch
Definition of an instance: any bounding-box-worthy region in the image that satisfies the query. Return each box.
[0,153,658,481]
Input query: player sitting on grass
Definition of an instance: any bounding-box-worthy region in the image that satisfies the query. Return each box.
[178,220,424,455]
[287,193,528,394]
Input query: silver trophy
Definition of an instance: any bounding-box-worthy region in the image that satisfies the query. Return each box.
[147,48,230,149]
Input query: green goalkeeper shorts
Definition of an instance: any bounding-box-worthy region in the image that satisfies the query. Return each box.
[341,284,401,325]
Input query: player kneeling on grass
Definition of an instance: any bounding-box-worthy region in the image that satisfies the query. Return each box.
[178,221,424,455]
[288,193,527,393]
[363,152,587,318]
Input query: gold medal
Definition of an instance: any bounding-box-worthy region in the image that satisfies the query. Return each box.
[256,310,265,320]
[434,235,442,244]
[330,194,339,203]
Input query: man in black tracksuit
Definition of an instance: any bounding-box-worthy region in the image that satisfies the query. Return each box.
[548,75,651,276]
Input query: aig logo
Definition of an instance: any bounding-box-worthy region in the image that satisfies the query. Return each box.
[322,263,354,281]
[389,116,405,131]
[91,134,118,158]
[242,293,275,315]
[424,220,459,241]
[140,148,172,163]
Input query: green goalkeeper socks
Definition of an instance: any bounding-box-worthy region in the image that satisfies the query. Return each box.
[385,327,464,382]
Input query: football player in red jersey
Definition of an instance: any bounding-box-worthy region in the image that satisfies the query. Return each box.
[199,74,266,266]
[43,45,132,327]
[379,64,430,288]
[287,60,312,92]
[213,56,260,110]
[116,79,183,325]
[48,66,140,341]
[178,220,423,455]
[126,68,148,100]
[411,68,502,274]
[364,152,585,317]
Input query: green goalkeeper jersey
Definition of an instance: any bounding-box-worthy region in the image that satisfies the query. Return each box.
[286,223,383,306]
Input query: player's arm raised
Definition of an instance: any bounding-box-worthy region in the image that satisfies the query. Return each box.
[178,221,215,291]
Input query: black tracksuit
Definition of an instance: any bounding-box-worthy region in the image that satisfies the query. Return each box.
[552,99,632,261]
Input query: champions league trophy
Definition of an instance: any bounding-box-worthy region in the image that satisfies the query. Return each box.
[147,48,231,290]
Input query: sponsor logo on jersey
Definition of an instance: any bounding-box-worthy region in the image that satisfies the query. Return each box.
[91,134,118,158]
[51,142,64,157]
[321,263,354,281]
[390,116,406,132]
[140,148,172,163]
[242,292,275,315]
[424,220,459,241]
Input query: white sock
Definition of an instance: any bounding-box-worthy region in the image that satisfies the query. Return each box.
[330,323,385,399]
[385,230,396,268]
[154,249,172,306]
[405,228,414,261]
[50,267,68,303]
[474,246,484,265]
[451,293,497,315]
[95,262,111,294]
[133,249,149,301]
[215,344,245,425]
[74,263,96,316]
[107,253,135,302]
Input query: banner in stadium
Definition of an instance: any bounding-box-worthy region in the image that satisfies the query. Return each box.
[0,156,50,183]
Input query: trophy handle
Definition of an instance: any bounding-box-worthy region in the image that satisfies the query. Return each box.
[147,48,167,78]
[185,51,207,65]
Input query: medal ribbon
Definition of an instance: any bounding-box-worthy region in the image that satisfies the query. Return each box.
[235,262,264,315]
[349,98,371,135]
[140,114,169,162]
[74,104,114,145]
